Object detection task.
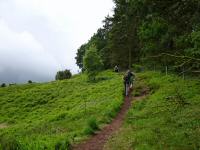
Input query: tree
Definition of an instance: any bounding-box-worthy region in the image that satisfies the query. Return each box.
[83,45,103,81]
[76,0,200,73]
[55,69,72,80]
[75,16,113,71]
[75,44,88,69]
[75,28,111,70]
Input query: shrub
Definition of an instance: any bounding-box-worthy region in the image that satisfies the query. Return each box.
[1,83,6,87]
[28,80,33,84]
[55,69,72,80]
[9,83,16,86]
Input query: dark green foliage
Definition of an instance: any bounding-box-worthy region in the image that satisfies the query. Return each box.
[76,0,200,73]
[83,126,95,135]
[55,139,71,150]
[0,135,20,150]
[84,117,99,135]
[87,117,98,131]
[28,80,32,84]
[75,44,87,69]
[1,83,6,88]
[75,15,112,71]
[9,83,16,87]
[55,69,72,80]
[138,17,169,58]
[132,64,143,73]
[75,22,112,70]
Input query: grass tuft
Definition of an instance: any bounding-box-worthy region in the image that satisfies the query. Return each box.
[84,117,99,135]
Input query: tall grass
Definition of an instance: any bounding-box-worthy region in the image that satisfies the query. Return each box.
[0,70,124,149]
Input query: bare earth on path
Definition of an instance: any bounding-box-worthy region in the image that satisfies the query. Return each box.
[0,123,8,129]
[73,91,147,150]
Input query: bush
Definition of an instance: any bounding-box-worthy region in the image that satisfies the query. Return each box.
[1,83,6,87]
[55,69,72,80]
[28,80,32,84]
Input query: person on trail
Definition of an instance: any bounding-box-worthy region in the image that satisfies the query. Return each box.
[114,65,119,72]
[123,70,135,96]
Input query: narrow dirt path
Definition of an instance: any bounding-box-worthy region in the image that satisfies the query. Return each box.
[0,123,8,129]
[73,91,147,150]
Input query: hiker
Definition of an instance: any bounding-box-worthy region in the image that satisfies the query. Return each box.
[123,70,135,96]
[114,65,119,72]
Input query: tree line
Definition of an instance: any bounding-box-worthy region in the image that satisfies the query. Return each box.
[76,0,200,74]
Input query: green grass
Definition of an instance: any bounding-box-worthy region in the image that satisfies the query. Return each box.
[104,71,200,150]
[0,70,124,150]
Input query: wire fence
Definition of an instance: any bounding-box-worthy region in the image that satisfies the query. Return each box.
[140,64,200,80]
[137,52,200,80]
[65,66,199,115]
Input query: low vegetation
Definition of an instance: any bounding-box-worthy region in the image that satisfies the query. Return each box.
[104,71,200,150]
[84,117,99,135]
[0,71,123,150]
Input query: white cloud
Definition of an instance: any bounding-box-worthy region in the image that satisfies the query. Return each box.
[0,19,61,83]
[0,0,114,83]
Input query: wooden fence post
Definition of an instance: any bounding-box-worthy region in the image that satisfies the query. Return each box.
[183,66,185,80]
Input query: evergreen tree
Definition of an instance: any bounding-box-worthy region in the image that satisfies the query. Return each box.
[76,0,200,72]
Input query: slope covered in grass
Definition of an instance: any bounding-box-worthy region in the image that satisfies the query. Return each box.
[104,71,200,150]
[0,71,123,149]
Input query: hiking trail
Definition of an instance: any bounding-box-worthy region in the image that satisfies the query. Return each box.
[73,90,147,150]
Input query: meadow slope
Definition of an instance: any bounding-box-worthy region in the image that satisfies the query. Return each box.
[104,71,200,150]
[0,71,123,150]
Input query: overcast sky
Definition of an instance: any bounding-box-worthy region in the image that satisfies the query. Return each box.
[0,0,114,84]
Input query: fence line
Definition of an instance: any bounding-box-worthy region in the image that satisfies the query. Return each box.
[144,64,200,80]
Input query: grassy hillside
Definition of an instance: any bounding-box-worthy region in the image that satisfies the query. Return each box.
[0,71,123,150]
[104,71,200,150]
